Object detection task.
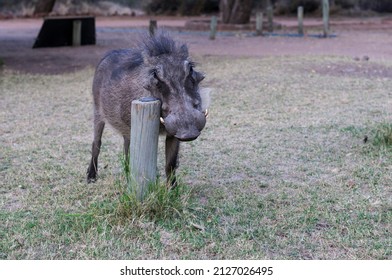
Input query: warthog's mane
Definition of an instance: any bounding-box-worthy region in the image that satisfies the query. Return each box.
[139,32,189,60]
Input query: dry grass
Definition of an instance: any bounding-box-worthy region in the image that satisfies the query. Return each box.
[1,55,391,259]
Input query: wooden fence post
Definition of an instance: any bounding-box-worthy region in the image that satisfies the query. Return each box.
[72,19,81,46]
[130,97,161,201]
[209,16,217,40]
[256,12,263,36]
[298,6,304,36]
[322,0,330,38]
[267,5,273,33]
[149,19,157,36]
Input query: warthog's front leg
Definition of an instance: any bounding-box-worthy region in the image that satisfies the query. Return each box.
[165,135,180,187]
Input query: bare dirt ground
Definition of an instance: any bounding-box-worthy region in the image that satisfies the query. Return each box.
[1,15,392,74]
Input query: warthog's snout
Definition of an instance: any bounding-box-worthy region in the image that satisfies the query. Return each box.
[161,109,207,142]
[176,132,200,142]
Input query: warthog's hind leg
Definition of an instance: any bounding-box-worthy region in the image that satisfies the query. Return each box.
[87,119,105,183]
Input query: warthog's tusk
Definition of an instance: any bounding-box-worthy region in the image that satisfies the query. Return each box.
[204,109,209,119]
[160,117,165,125]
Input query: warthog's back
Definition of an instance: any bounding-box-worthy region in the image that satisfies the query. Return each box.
[93,49,146,136]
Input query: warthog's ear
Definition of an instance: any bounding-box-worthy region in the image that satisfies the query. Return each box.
[199,87,211,112]
[141,50,153,66]
[192,70,205,83]
[179,44,189,59]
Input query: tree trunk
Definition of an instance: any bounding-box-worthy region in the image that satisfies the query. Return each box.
[34,0,56,15]
[220,0,253,24]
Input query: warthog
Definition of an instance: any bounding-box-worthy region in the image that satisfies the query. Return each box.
[87,32,209,185]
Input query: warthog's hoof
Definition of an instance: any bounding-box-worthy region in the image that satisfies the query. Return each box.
[87,177,97,184]
[87,168,97,184]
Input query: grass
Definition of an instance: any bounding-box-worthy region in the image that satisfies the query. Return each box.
[1,55,391,259]
[372,123,392,147]
[116,154,196,222]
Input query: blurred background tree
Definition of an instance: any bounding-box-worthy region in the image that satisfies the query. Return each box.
[143,0,219,15]
[34,0,56,15]
[273,0,392,14]
[220,0,253,24]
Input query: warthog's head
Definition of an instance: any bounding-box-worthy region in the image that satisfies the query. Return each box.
[141,34,210,141]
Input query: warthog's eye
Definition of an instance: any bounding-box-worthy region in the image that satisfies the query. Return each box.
[150,69,162,86]
[150,69,159,80]
[188,66,196,84]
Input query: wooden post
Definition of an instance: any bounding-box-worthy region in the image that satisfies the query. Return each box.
[267,5,273,33]
[209,16,217,40]
[72,20,81,46]
[322,0,330,38]
[149,19,157,36]
[298,6,304,36]
[256,12,263,36]
[130,97,161,201]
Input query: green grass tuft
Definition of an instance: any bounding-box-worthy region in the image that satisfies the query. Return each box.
[372,123,392,147]
[115,155,193,222]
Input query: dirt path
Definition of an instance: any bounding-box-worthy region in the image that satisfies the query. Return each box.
[1,15,392,74]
